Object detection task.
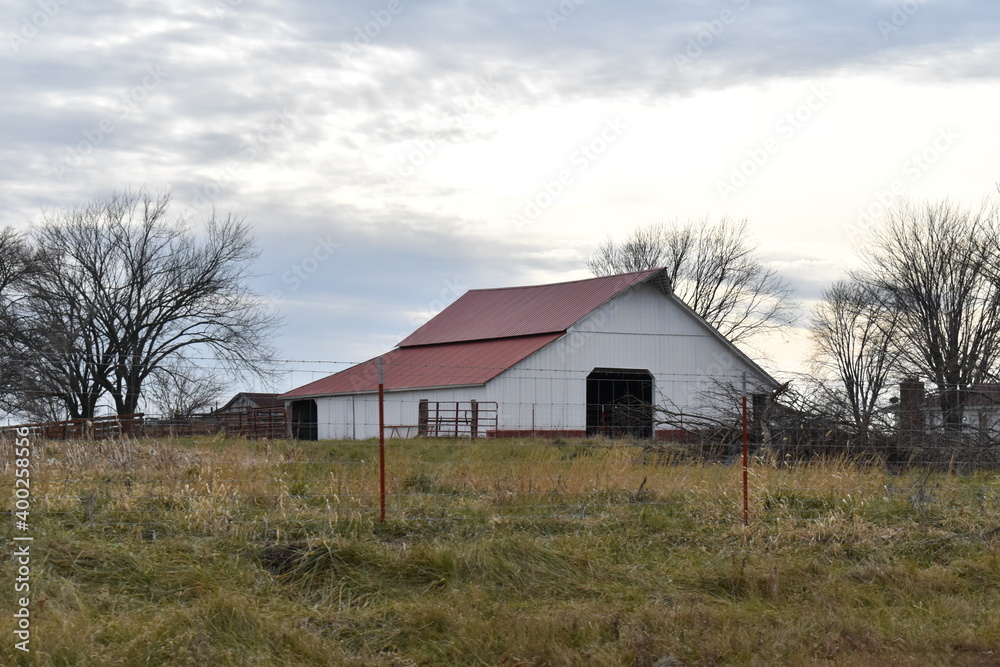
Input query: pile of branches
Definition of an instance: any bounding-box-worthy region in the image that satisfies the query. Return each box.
[648,380,899,464]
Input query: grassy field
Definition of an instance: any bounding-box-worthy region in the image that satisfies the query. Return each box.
[2,436,999,665]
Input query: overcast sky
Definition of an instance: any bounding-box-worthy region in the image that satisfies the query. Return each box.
[3,0,999,394]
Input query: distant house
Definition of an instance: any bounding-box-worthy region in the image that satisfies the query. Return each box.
[213,392,283,414]
[897,379,1000,438]
[279,268,780,440]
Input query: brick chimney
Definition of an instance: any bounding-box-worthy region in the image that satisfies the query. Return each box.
[898,377,925,441]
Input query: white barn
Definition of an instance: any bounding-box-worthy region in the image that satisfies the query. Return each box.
[280,269,780,440]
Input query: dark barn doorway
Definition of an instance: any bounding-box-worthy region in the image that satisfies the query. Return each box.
[586,368,654,438]
[290,399,318,440]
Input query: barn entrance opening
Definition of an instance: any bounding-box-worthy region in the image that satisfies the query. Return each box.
[290,399,318,440]
[586,368,654,438]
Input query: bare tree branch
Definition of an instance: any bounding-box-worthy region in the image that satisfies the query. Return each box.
[143,357,228,418]
[586,217,795,346]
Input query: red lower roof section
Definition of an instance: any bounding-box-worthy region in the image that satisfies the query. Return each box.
[279,334,563,398]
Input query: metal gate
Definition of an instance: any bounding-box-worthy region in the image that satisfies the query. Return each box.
[417,400,498,438]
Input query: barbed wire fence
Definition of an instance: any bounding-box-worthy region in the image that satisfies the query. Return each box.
[3,359,1000,540]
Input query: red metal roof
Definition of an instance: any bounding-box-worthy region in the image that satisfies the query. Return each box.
[280,269,678,398]
[279,334,562,398]
[398,268,668,347]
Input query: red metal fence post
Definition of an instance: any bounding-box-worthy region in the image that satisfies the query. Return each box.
[378,356,386,523]
[742,394,749,527]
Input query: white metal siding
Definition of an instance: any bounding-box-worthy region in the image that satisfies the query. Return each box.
[316,386,491,440]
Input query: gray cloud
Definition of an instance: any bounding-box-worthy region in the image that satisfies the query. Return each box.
[2,0,999,384]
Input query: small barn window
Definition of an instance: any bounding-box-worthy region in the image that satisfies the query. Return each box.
[586,368,654,438]
[290,399,318,440]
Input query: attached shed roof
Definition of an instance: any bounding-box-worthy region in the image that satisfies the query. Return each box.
[398,268,669,346]
[280,334,561,398]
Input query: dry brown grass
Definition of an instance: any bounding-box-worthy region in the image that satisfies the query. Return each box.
[2,436,999,665]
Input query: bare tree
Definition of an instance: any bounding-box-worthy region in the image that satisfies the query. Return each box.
[0,228,50,417]
[809,278,902,442]
[8,188,280,418]
[143,358,228,418]
[586,218,794,345]
[856,199,1000,430]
